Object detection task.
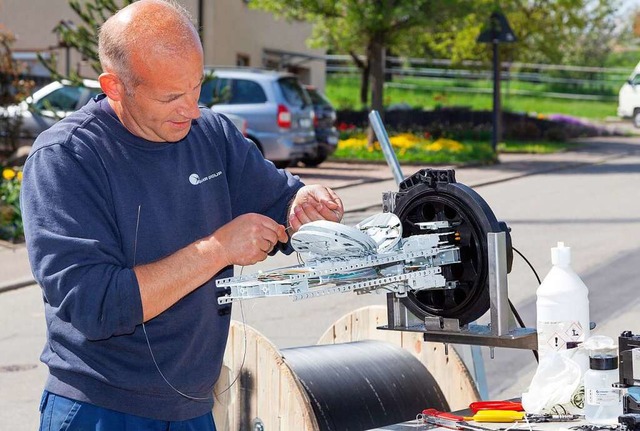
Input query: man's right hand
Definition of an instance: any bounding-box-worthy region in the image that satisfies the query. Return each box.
[212,213,288,266]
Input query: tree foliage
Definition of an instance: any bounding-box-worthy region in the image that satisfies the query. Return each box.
[249,0,467,114]
[40,0,134,82]
[410,0,622,67]
[0,26,34,160]
[250,0,623,115]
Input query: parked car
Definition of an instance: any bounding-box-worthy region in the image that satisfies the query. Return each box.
[301,85,339,167]
[618,61,640,127]
[199,68,317,168]
[0,79,102,139]
[221,112,247,136]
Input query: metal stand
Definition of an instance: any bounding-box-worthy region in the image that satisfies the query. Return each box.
[381,232,537,350]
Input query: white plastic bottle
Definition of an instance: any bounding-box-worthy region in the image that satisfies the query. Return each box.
[584,353,623,424]
[536,242,590,360]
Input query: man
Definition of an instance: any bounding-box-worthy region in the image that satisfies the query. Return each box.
[21,1,343,429]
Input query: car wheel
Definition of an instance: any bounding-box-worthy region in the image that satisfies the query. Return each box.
[634,110,640,128]
[300,154,328,168]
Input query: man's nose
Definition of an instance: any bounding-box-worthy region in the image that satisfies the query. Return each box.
[179,94,201,120]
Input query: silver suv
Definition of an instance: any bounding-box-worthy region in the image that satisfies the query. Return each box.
[199,68,317,168]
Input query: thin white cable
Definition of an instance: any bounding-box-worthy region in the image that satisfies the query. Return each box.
[142,322,212,401]
[134,204,212,401]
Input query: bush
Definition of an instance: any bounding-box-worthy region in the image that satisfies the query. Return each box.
[335,108,613,143]
[0,166,23,242]
[0,28,34,163]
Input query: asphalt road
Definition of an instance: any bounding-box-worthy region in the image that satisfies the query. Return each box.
[1,139,640,429]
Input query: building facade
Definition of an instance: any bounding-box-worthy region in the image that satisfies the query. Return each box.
[0,0,326,88]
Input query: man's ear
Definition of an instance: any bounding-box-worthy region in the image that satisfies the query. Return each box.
[99,72,125,101]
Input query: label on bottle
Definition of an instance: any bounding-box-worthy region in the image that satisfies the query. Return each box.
[633,348,640,381]
[537,320,585,355]
[586,388,622,406]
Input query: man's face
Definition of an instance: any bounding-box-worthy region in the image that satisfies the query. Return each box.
[117,49,204,143]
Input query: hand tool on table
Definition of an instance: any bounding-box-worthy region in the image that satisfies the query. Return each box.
[469,401,524,413]
[421,407,581,427]
[468,410,582,423]
[469,401,582,423]
[419,409,493,431]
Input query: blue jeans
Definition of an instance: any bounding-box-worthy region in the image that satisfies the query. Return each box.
[39,391,216,431]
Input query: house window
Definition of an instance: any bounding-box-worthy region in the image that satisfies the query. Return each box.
[236,54,250,67]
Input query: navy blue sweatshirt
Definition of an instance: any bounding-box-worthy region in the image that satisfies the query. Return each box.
[21,94,303,421]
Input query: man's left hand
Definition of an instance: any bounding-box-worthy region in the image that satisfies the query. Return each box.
[288,185,344,234]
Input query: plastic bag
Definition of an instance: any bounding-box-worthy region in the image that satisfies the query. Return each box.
[522,347,589,414]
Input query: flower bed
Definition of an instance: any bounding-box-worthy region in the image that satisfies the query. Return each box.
[334,132,496,165]
[1,167,23,242]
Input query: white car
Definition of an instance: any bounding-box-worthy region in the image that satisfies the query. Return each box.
[1,79,102,139]
[617,61,640,128]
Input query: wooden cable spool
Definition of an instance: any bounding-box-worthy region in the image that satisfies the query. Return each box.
[213,305,480,430]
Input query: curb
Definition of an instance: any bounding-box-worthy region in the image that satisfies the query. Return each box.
[0,276,36,294]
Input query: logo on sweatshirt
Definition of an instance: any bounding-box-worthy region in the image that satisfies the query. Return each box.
[189,170,222,185]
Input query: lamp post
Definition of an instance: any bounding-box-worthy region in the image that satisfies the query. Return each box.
[477,11,517,153]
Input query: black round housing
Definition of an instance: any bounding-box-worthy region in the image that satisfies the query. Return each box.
[391,169,512,325]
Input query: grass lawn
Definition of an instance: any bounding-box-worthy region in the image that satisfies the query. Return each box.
[326,74,611,165]
[497,140,574,153]
[326,75,618,120]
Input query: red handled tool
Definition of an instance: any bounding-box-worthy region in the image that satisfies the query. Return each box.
[469,401,523,413]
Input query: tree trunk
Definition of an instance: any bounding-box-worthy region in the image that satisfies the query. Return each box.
[367,35,385,145]
[349,51,369,106]
[360,66,370,105]
[369,35,385,117]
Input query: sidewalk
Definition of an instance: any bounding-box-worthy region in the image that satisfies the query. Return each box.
[329,135,640,212]
[2,135,639,293]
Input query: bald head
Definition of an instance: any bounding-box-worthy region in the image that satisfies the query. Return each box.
[99,0,202,90]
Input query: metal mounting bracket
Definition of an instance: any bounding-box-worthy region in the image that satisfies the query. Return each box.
[380,232,538,350]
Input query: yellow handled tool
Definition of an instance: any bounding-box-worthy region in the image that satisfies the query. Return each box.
[464,410,582,423]
[464,410,525,423]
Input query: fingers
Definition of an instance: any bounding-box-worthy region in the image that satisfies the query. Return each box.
[257,237,273,254]
[260,219,288,248]
[214,213,287,266]
[288,185,345,233]
[275,223,288,243]
[323,187,345,221]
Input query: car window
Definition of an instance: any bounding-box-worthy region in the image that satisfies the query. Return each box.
[34,85,84,111]
[228,79,266,104]
[278,77,310,108]
[199,76,225,106]
[199,77,215,106]
[199,77,266,105]
[307,88,332,108]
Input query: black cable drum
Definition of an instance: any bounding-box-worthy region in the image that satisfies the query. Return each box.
[282,340,449,430]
